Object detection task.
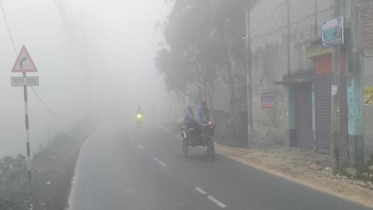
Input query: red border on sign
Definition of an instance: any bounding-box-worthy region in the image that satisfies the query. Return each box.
[261,103,274,108]
[11,45,38,73]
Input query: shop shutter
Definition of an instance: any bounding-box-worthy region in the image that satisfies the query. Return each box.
[295,83,314,150]
[315,74,348,155]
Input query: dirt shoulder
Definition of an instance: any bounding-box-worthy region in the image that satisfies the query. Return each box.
[215,144,373,208]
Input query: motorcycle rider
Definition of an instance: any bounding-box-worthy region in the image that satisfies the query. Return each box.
[136,106,143,116]
[184,103,196,126]
[196,96,211,125]
[136,106,143,124]
[184,103,200,140]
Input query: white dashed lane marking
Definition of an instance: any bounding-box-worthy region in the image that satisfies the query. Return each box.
[207,195,227,208]
[154,158,167,167]
[195,187,227,208]
[195,187,208,195]
[138,145,144,150]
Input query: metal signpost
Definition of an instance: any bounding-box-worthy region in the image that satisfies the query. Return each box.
[11,45,39,184]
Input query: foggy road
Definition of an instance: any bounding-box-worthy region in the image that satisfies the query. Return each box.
[68,122,369,210]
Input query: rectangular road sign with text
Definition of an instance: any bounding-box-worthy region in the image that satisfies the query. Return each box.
[11,77,39,87]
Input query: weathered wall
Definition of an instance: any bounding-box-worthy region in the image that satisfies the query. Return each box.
[249,0,373,164]
[250,0,289,145]
[360,0,373,160]
[251,41,289,145]
[249,0,344,146]
[289,0,316,73]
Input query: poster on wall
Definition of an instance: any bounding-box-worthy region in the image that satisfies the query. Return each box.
[322,17,344,48]
[261,90,274,108]
[364,86,373,105]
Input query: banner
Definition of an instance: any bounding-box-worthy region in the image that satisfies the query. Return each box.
[261,90,274,108]
[322,17,344,48]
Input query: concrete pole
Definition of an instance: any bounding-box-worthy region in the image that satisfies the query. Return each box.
[245,7,253,145]
[331,0,341,168]
[349,0,364,167]
[287,0,291,77]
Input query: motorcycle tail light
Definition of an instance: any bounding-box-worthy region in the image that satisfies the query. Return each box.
[210,123,215,129]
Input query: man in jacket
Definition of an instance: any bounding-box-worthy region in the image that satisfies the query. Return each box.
[196,97,211,124]
[184,103,200,141]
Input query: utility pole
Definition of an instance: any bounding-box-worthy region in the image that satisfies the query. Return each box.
[331,0,341,168]
[246,1,254,146]
[287,0,291,77]
[350,0,364,167]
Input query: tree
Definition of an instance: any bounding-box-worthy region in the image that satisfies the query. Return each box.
[156,0,223,105]
[157,0,248,141]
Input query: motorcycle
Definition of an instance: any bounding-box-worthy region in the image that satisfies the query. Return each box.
[181,121,215,162]
[136,113,142,127]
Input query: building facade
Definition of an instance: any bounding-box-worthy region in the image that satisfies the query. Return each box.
[247,0,373,165]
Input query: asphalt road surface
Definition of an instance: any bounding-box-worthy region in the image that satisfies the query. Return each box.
[68,121,370,210]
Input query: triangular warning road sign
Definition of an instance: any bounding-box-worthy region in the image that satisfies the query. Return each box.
[11,45,38,73]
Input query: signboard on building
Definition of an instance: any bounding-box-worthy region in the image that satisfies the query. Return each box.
[364,86,373,105]
[361,0,373,51]
[322,17,344,48]
[261,90,274,108]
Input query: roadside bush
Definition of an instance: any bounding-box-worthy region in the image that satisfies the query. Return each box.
[0,122,95,210]
[0,155,31,210]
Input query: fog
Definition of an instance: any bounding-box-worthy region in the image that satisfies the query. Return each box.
[0,0,172,156]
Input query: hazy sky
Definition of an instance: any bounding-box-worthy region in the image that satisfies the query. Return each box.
[0,0,172,156]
